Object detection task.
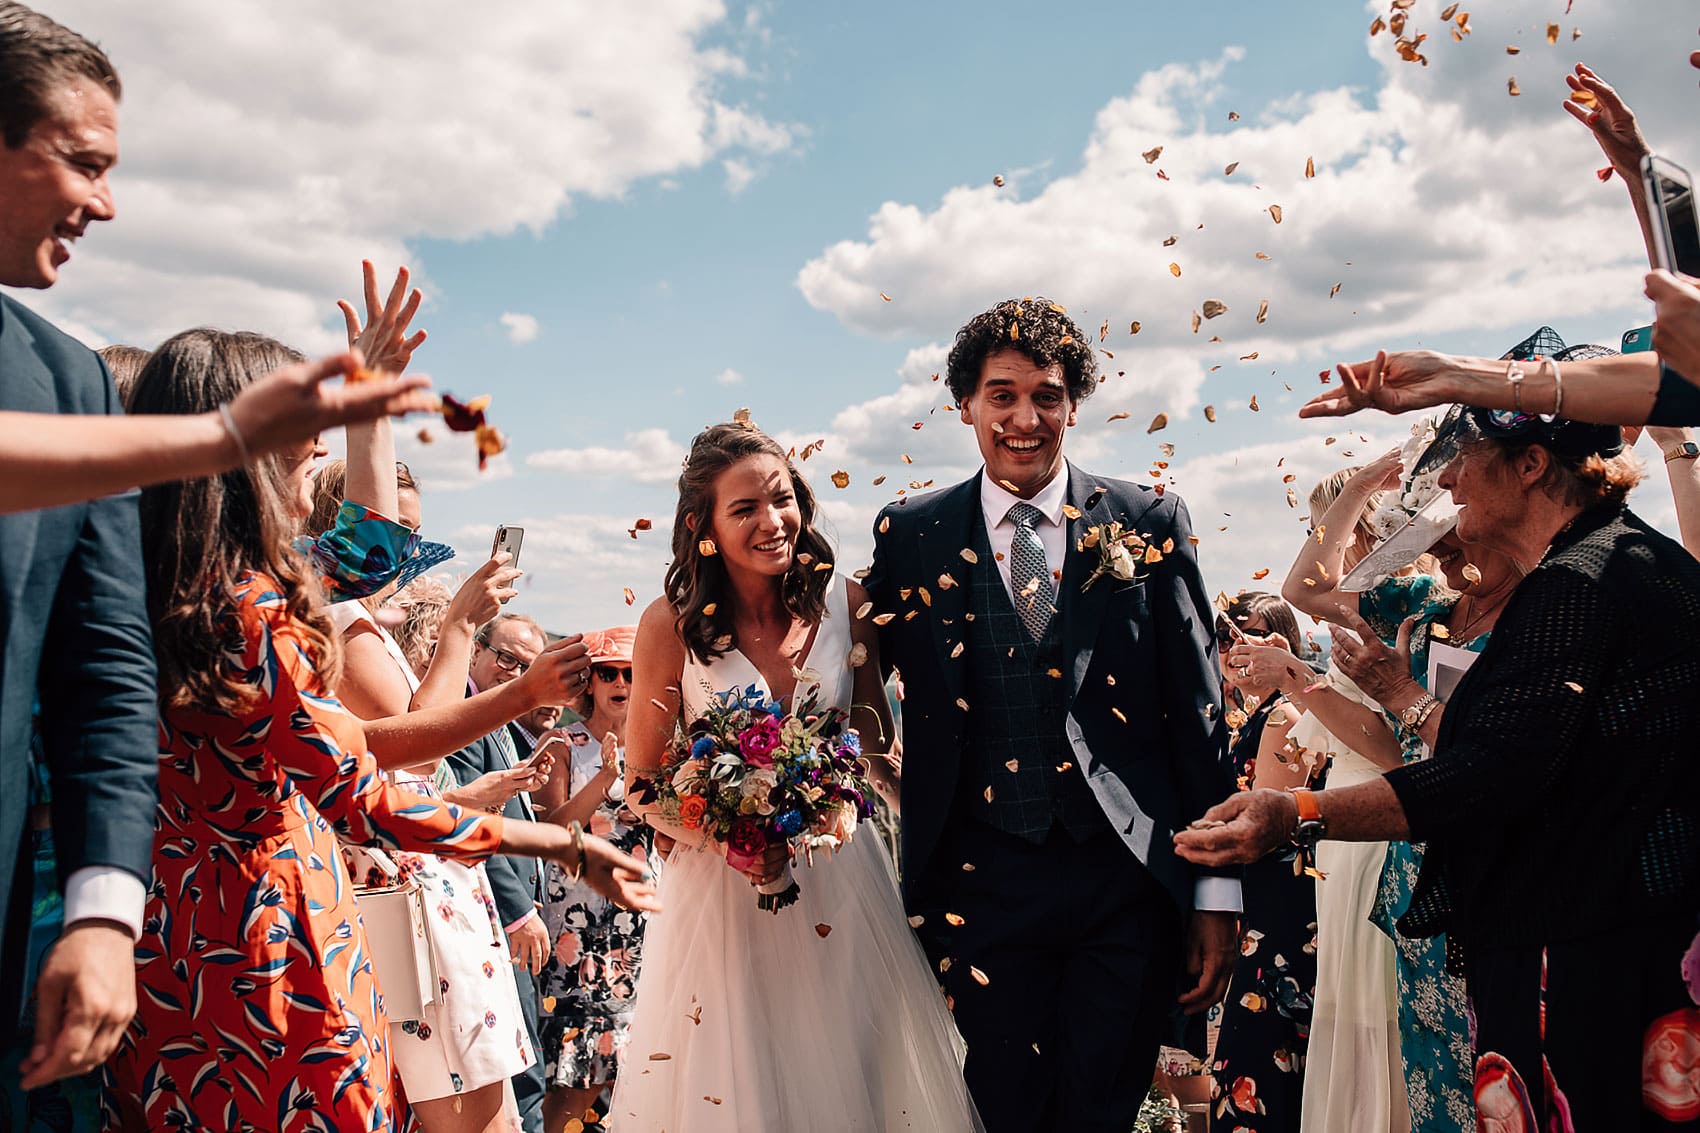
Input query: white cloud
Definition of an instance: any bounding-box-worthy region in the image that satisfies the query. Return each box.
[715,367,746,386]
[27,0,797,350]
[723,159,758,195]
[499,312,540,344]
[526,427,688,483]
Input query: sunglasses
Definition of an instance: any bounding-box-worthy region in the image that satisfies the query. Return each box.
[593,665,633,684]
[1215,622,1269,648]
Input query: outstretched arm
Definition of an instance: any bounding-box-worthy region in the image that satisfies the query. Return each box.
[0,352,433,515]
[1282,450,1398,621]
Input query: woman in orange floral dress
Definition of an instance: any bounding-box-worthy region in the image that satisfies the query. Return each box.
[105,327,658,1132]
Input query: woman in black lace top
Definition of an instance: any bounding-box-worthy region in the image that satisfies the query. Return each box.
[1178,408,1700,1130]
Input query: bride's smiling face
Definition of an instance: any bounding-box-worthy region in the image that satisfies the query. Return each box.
[707,454,802,578]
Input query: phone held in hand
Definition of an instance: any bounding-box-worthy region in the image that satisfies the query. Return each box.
[492,525,524,604]
[1623,325,1655,354]
[1641,154,1700,277]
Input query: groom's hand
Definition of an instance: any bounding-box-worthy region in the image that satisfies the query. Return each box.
[1176,911,1237,1015]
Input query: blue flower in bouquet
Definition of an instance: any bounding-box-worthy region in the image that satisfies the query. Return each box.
[838,731,862,756]
[690,735,717,760]
[775,809,804,837]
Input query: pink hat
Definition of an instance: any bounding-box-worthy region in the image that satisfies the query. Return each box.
[582,625,637,665]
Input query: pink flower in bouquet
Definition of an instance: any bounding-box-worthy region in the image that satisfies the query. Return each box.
[738,715,782,765]
[1683,929,1700,1006]
[678,794,708,829]
[725,816,769,871]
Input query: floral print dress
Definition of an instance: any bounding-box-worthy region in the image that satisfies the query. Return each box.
[106,573,503,1132]
[1210,697,1320,1133]
[537,726,655,1091]
[1362,575,1482,1133]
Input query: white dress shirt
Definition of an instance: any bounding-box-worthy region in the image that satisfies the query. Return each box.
[62,866,146,937]
[976,468,1241,914]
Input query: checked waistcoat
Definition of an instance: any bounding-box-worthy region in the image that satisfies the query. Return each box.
[961,512,1106,843]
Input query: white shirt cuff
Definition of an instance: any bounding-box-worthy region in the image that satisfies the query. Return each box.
[62,866,146,939]
[1193,876,1243,914]
[504,907,542,935]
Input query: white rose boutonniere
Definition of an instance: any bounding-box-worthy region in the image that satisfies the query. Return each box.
[1080,521,1154,592]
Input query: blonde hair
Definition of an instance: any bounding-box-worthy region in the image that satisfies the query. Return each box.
[389,574,453,677]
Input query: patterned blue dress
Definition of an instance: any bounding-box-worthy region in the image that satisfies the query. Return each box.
[1361,576,1484,1132]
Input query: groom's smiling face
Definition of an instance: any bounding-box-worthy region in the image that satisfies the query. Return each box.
[959,349,1078,499]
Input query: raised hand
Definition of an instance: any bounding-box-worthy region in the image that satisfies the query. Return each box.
[518,635,593,708]
[338,260,427,376]
[225,349,435,455]
[1324,608,1418,707]
[1225,640,1310,695]
[446,553,523,631]
[1562,64,1649,179]
[1299,350,1459,419]
[1648,270,1700,384]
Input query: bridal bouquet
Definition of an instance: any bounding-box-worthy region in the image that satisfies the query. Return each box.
[631,682,876,912]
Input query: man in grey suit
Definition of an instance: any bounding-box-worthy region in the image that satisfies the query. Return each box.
[0,2,157,1096]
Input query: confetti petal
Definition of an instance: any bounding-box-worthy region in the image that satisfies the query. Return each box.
[1148,413,1169,433]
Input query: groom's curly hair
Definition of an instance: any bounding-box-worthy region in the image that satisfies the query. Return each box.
[945,296,1099,408]
[666,421,835,665]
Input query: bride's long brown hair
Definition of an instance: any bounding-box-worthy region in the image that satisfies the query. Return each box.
[129,329,341,715]
[665,422,835,664]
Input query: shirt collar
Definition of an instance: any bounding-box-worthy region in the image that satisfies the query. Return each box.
[980,464,1069,528]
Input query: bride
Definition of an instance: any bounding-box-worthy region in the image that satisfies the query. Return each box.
[612,421,981,1131]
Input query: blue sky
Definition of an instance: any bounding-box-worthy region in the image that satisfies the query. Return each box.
[16,0,1700,631]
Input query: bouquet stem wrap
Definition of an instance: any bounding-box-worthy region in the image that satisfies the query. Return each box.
[756,862,800,912]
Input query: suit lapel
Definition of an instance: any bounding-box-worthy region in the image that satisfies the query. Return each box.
[916,476,978,706]
[1061,463,1123,706]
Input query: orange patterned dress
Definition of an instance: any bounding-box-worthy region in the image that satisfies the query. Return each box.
[107,572,503,1132]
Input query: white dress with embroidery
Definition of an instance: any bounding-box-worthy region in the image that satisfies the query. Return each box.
[610,579,980,1132]
[330,602,536,1110]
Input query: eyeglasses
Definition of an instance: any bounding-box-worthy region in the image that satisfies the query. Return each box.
[486,646,530,675]
[593,665,633,684]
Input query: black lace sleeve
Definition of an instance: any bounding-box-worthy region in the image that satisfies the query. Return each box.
[1648,362,1700,427]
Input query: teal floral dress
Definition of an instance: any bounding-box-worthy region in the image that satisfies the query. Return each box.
[1361,576,1484,1132]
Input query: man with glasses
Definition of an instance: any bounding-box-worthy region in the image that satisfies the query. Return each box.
[448,612,584,1133]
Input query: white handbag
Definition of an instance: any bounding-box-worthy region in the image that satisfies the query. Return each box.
[355,851,439,1022]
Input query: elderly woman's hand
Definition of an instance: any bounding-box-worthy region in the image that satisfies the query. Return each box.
[1325,608,1423,710]
[1172,789,1296,866]
[1562,64,1650,179]
[1300,350,1461,419]
[1649,270,1700,384]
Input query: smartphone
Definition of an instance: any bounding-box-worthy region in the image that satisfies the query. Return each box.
[492,525,524,604]
[1623,325,1655,354]
[1641,155,1700,276]
[492,525,524,570]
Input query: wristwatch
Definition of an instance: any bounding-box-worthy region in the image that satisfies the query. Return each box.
[1399,692,1440,729]
[1664,441,1700,464]
[1290,787,1326,846]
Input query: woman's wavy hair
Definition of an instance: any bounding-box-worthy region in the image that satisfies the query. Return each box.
[129,328,340,715]
[664,422,834,664]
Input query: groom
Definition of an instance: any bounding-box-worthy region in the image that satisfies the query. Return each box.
[866,298,1238,1132]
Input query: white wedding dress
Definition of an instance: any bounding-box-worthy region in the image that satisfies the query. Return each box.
[1297,666,1410,1133]
[610,579,981,1132]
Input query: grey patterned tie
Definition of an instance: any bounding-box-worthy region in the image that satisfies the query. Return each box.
[1006,502,1056,640]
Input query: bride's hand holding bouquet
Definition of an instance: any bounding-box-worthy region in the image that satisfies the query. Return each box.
[632,681,877,912]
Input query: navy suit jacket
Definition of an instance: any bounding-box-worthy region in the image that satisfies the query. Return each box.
[0,294,159,981]
[865,463,1234,911]
[446,724,542,928]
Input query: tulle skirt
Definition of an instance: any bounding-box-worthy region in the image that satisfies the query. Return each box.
[610,833,981,1132]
